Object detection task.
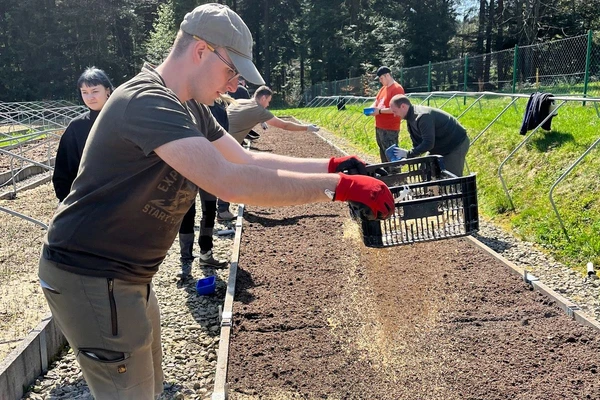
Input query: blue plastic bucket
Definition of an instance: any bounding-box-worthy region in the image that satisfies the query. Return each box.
[363,107,375,116]
[196,276,216,295]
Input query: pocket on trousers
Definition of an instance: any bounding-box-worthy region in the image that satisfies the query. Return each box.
[107,278,118,336]
[40,278,61,294]
[77,346,155,393]
[79,348,129,363]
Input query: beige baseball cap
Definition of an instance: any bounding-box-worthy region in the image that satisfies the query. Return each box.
[180,3,265,85]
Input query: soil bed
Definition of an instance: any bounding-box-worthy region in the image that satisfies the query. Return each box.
[228,126,600,399]
[0,138,58,174]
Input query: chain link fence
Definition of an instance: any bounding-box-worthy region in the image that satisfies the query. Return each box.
[302,76,368,104]
[303,31,600,103]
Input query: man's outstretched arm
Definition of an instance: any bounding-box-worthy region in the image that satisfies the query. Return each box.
[155,136,393,218]
[267,116,318,132]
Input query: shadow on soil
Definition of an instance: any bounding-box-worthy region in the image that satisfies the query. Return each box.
[247,145,272,153]
[229,267,255,305]
[244,211,339,227]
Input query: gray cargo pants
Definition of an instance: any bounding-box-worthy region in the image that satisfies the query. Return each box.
[39,257,163,399]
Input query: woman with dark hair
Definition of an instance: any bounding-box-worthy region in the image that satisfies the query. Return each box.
[52,67,114,202]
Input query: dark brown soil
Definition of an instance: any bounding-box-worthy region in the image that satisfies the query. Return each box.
[228,126,600,400]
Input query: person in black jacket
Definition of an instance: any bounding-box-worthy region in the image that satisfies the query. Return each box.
[229,76,250,100]
[52,67,113,201]
[177,97,230,277]
[389,95,470,177]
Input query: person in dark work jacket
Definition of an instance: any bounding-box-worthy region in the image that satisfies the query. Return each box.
[389,95,470,177]
[229,76,250,100]
[52,67,113,201]
[176,97,230,277]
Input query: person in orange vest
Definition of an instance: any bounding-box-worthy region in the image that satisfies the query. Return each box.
[368,66,405,162]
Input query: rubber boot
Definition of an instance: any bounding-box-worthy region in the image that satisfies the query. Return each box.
[178,233,195,278]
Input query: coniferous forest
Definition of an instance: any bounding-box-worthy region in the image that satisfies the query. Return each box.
[1,0,599,102]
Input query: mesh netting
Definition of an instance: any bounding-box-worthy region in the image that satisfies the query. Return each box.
[304,32,600,101]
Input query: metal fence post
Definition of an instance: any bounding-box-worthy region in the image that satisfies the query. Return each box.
[400,67,403,85]
[583,30,592,106]
[512,45,518,94]
[428,61,432,106]
[464,55,468,105]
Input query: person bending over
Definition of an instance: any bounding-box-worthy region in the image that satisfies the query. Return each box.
[227,85,319,145]
[227,76,262,141]
[389,95,470,177]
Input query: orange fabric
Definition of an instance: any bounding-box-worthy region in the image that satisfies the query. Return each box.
[374,82,405,130]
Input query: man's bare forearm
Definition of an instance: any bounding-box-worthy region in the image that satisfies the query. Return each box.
[245,151,329,173]
[156,137,337,206]
[214,134,329,173]
[218,166,338,205]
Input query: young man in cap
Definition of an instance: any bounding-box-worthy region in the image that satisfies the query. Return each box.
[389,95,470,176]
[369,66,405,162]
[38,4,393,398]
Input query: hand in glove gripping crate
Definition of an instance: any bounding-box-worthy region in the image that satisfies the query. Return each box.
[348,155,479,247]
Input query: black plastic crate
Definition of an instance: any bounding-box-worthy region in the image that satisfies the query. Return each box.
[350,156,479,247]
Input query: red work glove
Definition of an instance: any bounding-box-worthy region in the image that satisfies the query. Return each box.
[334,173,394,220]
[328,155,367,175]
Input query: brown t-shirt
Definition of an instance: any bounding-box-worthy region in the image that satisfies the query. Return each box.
[43,64,226,283]
[227,98,274,144]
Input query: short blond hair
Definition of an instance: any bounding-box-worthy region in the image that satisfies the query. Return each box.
[171,30,195,58]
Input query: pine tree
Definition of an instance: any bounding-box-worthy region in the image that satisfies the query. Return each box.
[144,0,177,65]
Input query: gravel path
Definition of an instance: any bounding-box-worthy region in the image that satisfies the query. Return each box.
[17,193,238,400]
[11,123,599,399]
[473,225,600,321]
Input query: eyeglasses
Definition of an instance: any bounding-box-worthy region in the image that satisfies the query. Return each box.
[193,36,239,82]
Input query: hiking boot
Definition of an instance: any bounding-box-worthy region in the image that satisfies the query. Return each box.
[198,250,228,268]
[178,260,193,279]
[217,209,235,222]
[178,233,195,279]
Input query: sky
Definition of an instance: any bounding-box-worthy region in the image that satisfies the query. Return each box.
[455,0,479,19]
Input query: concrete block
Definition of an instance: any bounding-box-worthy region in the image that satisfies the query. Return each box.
[0,314,66,400]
